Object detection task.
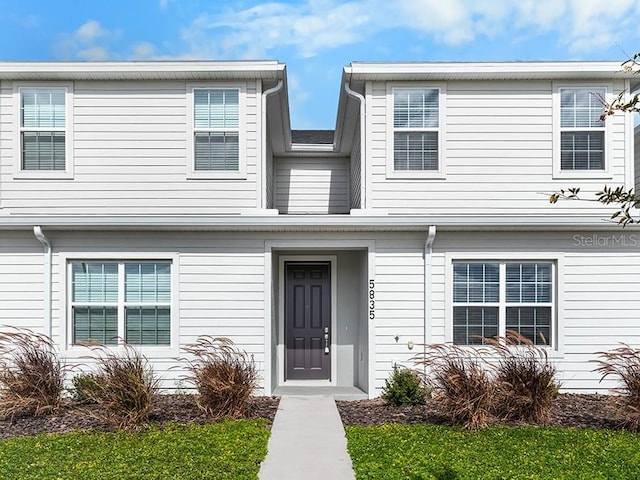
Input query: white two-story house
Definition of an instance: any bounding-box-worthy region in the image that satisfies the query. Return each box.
[0,60,638,397]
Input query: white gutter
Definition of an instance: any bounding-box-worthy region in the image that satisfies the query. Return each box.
[424,226,437,366]
[344,82,366,209]
[261,80,284,209]
[33,226,52,337]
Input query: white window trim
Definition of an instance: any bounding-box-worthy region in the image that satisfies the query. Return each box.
[386,82,447,180]
[552,82,613,180]
[444,252,564,356]
[13,82,74,180]
[59,252,180,357]
[186,83,247,180]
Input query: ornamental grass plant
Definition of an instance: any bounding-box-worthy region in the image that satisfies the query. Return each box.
[181,336,258,419]
[0,328,66,419]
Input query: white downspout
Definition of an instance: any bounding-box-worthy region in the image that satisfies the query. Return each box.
[344,82,366,209]
[424,226,437,366]
[261,80,284,210]
[33,226,52,338]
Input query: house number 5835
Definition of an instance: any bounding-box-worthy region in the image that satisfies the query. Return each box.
[368,279,375,320]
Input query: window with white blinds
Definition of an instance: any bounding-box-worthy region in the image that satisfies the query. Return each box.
[559,88,605,171]
[193,89,239,171]
[71,261,171,346]
[452,261,554,346]
[393,88,440,171]
[20,88,67,171]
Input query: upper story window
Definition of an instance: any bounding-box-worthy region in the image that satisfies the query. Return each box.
[452,261,554,346]
[70,261,172,346]
[14,84,73,179]
[187,86,245,179]
[560,88,605,170]
[387,84,446,179]
[553,85,610,179]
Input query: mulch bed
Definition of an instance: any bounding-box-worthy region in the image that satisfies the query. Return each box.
[337,394,631,430]
[0,395,280,440]
[1,393,634,440]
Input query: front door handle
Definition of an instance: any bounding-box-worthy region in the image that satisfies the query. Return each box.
[324,327,329,354]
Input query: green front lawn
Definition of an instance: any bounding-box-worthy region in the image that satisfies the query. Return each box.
[0,419,270,480]
[346,424,640,480]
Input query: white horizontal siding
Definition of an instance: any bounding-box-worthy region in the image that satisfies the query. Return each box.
[0,232,44,331]
[367,79,630,216]
[274,156,350,214]
[2,228,640,394]
[0,80,261,215]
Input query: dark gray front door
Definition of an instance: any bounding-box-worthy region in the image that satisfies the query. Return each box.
[285,262,331,380]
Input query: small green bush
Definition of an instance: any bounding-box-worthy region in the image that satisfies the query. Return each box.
[81,344,158,429]
[594,343,640,430]
[381,367,429,406]
[0,328,66,418]
[182,336,258,419]
[71,372,102,404]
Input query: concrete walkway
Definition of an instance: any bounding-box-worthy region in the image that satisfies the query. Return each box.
[258,395,356,480]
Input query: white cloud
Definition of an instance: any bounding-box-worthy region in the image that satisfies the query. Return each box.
[52,0,640,65]
[131,42,156,59]
[74,20,106,43]
[54,20,117,61]
[77,46,110,62]
[171,0,640,60]
[180,1,374,59]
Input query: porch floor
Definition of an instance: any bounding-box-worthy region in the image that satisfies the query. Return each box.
[272,386,368,401]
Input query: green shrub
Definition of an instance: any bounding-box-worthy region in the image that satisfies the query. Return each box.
[0,328,65,418]
[381,366,429,406]
[594,343,640,430]
[71,372,102,404]
[414,343,494,428]
[182,336,258,419]
[487,331,559,422]
[81,344,158,429]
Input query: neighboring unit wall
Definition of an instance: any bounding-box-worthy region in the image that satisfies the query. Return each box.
[350,120,362,209]
[366,80,629,216]
[274,156,350,214]
[266,138,274,209]
[0,80,261,215]
[635,124,640,193]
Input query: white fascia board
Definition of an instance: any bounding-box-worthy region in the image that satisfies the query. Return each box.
[345,61,633,81]
[0,215,635,232]
[0,61,286,81]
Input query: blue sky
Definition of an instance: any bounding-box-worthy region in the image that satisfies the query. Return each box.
[1,0,639,129]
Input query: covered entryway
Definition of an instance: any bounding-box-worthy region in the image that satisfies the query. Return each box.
[266,246,372,397]
[285,262,331,380]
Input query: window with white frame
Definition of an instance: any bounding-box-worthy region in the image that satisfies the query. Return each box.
[559,88,606,171]
[393,88,440,171]
[20,88,67,171]
[192,89,239,171]
[70,261,171,346]
[452,261,553,346]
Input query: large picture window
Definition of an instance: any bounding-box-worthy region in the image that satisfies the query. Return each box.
[452,261,553,346]
[20,88,67,171]
[70,261,171,346]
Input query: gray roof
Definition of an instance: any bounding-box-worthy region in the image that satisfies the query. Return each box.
[291,130,335,144]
